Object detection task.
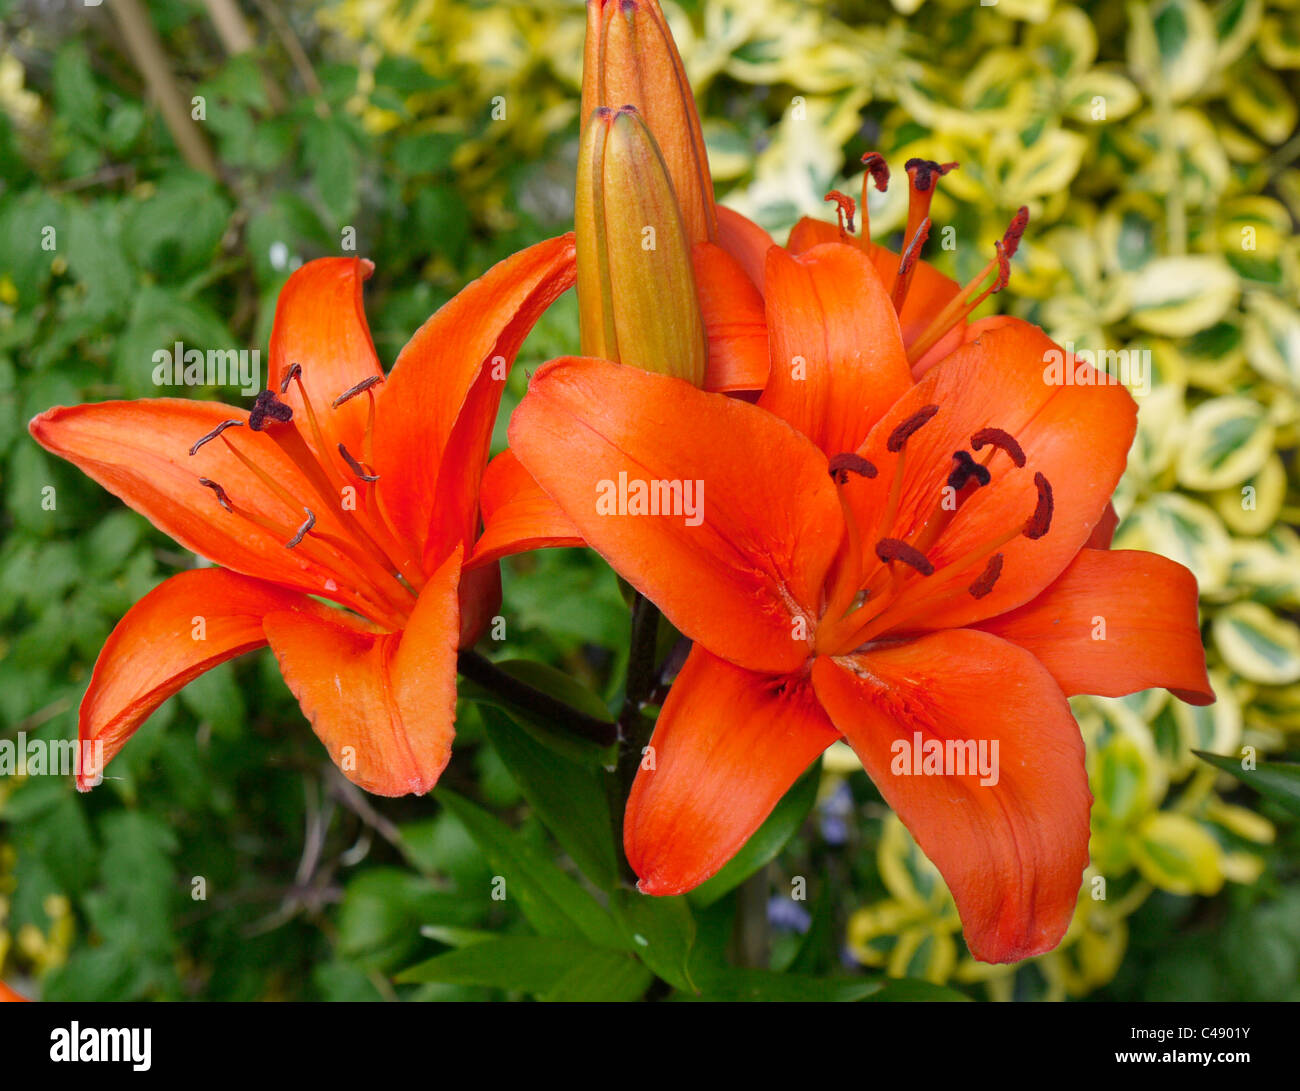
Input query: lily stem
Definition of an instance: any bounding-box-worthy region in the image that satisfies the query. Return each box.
[456,650,617,747]
[611,593,662,881]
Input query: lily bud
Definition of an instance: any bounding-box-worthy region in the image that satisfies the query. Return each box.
[582,0,716,245]
[576,105,708,387]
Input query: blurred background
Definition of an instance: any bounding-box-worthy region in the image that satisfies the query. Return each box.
[1,0,1298,1001]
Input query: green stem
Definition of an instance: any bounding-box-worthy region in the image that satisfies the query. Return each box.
[612,593,663,882]
[456,651,617,747]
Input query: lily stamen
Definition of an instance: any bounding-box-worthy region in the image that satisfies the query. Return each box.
[971,427,1026,467]
[189,419,244,456]
[890,216,931,315]
[905,206,1030,364]
[285,507,316,549]
[968,552,1004,599]
[824,190,857,237]
[332,374,383,408]
[197,477,232,511]
[859,152,889,241]
[902,159,957,257]
[338,442,380,482]
[823,453,878,624]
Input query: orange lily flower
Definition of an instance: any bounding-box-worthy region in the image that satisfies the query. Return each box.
[506,245,1212,962]
[29,237,575,797]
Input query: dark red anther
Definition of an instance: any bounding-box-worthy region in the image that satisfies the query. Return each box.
[828,452,878,484]
[875,537,935,576]
[891,217,931,312]
[332,374,383,408]
[1023,472,1054,539]
[197,477,232,512]
[887,404,940,453]
[824,190,857,235]
[970,427,1026,468]
[897,218,930,278]
[861,152,890,192]
[1001,206,1030,259]
[249,390,294,431]
[990,242,1013,295]
[189,418,245,456]
[286,507,316,549]
[279,362,302,394]
[968,553,1004,599]
[339,442,380,482]
[947,449,991,491]
[904,158,958,193]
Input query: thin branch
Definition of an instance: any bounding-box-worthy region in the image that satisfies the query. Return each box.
[106,0,219,178]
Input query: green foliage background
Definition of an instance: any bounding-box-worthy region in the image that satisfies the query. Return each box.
[0,0,1296,1000]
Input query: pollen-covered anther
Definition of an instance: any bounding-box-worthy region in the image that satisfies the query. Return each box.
[823,190,856,235]
[197,477,232,512]
[970,427,1026,468]
[279,362,302,394]
[968,552,1004,599]
[904,158,958,193]
[1023,472,1054,539]
[286,507,316,549]
[189,419,245,456]
[1002,206,1030,259]
[249,390,294,431]
[332,375,383,409]
[828,452,878,484]
[947,449,991,491]
[875,537,935,576]
[339,442,380,482]
[887,404,940,453]
[891,217,931,312]
[861,152,890,192]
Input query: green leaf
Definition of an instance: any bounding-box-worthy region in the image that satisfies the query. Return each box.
[689,761,820,907]
[686,967,882,1002]
[541,947,655,1001]
[864,978,973,1001]
[784,885,836,976]
[336,869,482,972]
[480,705,619,889]
[613,889,697,992]
[397,936,619,994]
[1194,751,1300,818]
[436,790,623,948]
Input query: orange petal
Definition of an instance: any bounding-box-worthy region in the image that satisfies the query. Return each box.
[263,547,463,796]
[812,629,1091,963]
[626,645,838,894]
[759,242,911,456]
[267,257,385,463]
[693,241,769,392]
[78,568,327,791]
[1085,501,1119,549]
[848,318,1137,631]
[0,981,27,1001]
[977,548,1214,705]
[785,216,841,253]
[715,205,775,291]
[371,235,576,568]
[28,400,387,620]
[510,357,842,673]
[470,448,584,568]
